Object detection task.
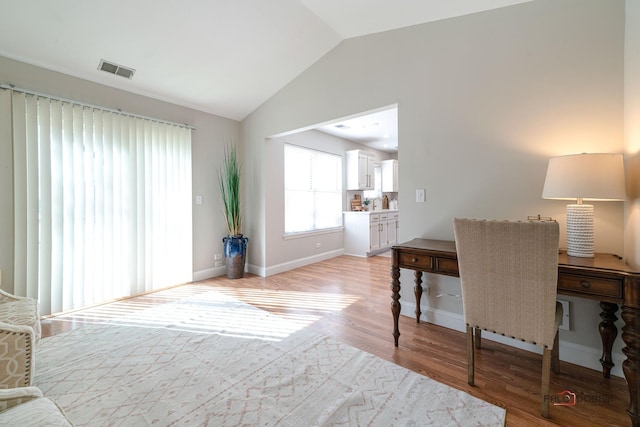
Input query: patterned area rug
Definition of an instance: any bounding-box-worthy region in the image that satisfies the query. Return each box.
[34,286,505,426]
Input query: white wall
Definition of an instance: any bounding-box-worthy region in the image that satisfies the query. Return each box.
[0,56,240,289]
[241,0,627,374]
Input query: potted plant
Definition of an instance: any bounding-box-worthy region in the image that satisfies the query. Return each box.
[218,143,248,279]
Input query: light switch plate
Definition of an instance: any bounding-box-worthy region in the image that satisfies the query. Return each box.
[415,189,425,203]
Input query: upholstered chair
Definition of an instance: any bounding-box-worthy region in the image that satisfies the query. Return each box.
[0,286,41,388]
[453,218,562,418]
[0,322,35,389]
[0,386,73,426]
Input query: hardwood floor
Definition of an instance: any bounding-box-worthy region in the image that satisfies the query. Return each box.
[41,254,629,426]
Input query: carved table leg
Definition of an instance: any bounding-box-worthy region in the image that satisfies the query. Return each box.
[599,302,618,378]
[391,264,401,347]
[414,270,423,323]
[622,304,640,427]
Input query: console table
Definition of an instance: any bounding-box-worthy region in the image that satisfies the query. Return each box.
[390,238,640,426]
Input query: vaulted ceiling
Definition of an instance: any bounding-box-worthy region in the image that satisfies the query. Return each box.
[1,0,530,121]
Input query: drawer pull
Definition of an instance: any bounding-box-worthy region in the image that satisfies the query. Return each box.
[412,257,418,263]
[581,281,591,288]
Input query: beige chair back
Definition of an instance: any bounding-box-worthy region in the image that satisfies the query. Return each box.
[453,218,559,349]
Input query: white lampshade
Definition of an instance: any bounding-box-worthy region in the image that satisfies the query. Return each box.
[542,153,626,201]
[542,153,626,258]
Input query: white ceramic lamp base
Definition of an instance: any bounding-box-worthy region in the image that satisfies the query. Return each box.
[566,204,594,258]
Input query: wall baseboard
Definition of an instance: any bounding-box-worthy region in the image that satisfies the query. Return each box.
[192,266,225,282]
[246,262,264,277]
[400,301,625,378]
[193,249,345,280]
[262,249,344,277]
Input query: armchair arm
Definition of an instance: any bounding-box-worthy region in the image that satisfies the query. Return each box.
[0,386,43,411]
[0,386,73,426]
[0,288,22,303]
[0,289,38,307]
[0,291,41,344]
[0,321,35,388]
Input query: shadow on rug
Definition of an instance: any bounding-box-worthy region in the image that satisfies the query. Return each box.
[35,286,506,426]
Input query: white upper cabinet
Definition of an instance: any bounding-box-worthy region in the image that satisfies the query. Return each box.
[346,150,376,190]
[381,159,398,192]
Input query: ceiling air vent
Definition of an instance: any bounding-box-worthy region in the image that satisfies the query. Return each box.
[98,59,135,79]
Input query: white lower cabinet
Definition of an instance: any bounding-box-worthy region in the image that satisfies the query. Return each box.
[369,214,381,252]
[387,212,398,246]
[344,211,399,257]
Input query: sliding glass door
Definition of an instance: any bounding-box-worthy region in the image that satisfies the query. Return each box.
[5,88,192,316]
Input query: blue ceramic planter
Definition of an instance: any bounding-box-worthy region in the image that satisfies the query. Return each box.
[223,234,249,279]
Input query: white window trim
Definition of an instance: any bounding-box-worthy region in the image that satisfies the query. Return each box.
[283,226,344,240]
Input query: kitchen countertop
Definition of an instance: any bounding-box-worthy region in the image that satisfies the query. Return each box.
[344,209,399,214]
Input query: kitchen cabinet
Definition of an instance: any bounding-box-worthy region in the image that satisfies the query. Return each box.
[381,159,398,192]
[369,214,381,252]
[343,210,399,256]
[387,211,398,246]
[346,150,375,190]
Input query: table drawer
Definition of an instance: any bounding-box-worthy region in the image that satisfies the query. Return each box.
[558,274,623,299]
[399,253,432,270]
[436,258,459,276]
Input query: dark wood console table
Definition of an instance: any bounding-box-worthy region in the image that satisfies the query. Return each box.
[390,238,640,426]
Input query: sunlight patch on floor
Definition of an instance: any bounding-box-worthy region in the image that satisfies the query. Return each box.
[213,287,360,312]
[46,284,360,341]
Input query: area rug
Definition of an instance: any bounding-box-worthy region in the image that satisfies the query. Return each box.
[34,285,506,426]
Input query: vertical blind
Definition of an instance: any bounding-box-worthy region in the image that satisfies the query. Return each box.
[284,144,342,234]
[6,88,192,316]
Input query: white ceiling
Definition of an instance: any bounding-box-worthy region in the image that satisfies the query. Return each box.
[1,0,530,123]
[316,107,399,153]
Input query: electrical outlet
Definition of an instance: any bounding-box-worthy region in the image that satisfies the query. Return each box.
[214,253,223,260]
[558,299,570,330]
[315,242,321,248]
[214,260,223,267]
[195,195,203,205]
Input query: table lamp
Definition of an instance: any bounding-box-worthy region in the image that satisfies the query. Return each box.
[542,153,626,258]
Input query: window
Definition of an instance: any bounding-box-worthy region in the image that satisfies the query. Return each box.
[284,144,342,235]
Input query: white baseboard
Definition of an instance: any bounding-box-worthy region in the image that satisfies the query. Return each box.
[192,266,226,282]
[246,262,264,277]
[194,249,344,280]
[263,249,344,277]
[400,301,624,378]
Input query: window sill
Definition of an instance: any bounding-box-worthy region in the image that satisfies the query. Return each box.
[283,227,343,240]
